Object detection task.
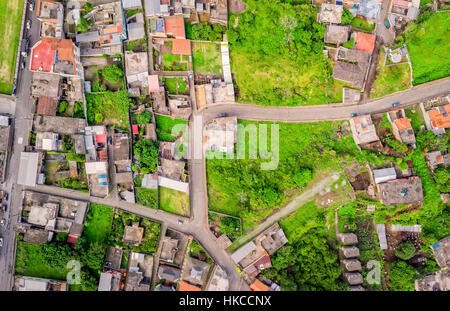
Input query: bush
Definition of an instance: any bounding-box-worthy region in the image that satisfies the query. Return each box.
[134,111,152,124]
[293,168,313,188]
[101,65,124,84]
[58,101,69,113]
[73,101,84,119]
[133,139,159,172]
[395,241,416,260]
[388,261,416,291]
[341,8,354,25]
[94,113,104,123]
[76,18,91,33]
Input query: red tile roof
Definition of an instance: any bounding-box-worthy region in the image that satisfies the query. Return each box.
[393,0,409,7]
[172,39,191,55]
[428,104,450,129]
[250,279,270,291]
[179,282,201,291]
[165,15,185,38]
[37,97,58,115]
[355,32,376,53]
[132,124,139,134]
[148,75,160,92]
[394,117,412,131]
[96,134,107,144]
[31,38,76,73]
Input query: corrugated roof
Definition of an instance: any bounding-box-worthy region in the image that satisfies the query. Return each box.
[164,15,185,38]
[356,32,376,53]
[250,279,270,291]
[172,39,191,55]
[179,281,201,291]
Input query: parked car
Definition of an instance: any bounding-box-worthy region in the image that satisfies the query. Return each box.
[29,2,34,11]
[392,102,399,108]
[113,57,121,62]
[26,19,31,30]
[177,220,184,225]
[0,219,5,226]
[107,136,112,145]
[351,113,358,117]
[2,205,7,212]
[219,113,228,117]
[384,19,391,29]
[0,238,3,247]
[21,61,26,69]
[3,193,8,201]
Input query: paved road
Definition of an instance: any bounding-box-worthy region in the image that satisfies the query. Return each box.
[0,0,40,291]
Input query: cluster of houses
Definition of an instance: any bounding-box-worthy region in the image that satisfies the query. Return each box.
[230,223,287,291]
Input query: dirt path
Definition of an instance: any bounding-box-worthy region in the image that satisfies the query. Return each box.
[231,172,340,248]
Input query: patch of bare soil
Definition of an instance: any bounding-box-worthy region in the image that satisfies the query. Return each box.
[228,0,248,14]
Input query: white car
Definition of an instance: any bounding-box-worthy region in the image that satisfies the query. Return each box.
[29,3,34,11]
[0,238,3,247]
[0,219,5,226]
[26,20,31,30]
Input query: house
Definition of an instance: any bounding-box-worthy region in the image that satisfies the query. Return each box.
[123,223,144,245]
[343,88,361,104]
[144,0,170,18]
[181,257,211,286]
[349,285,365,291]
[339,246,360,259]
[204,116,238,154]
[125,52,149,94]
[377,176,424,205]
[30,38,82,77]
[35,132,58,151]
[250,279,270,291]
[343,272,364,285]
[426,150,450,170]
[31,72,61,99]
[257,223,288,255]
[164,15,186,39]
[33,115,85,135]
[36,97,58,116]
[206,265,229,291]
[337,233,358,245]
[324,25,349,45]
[415,269,450,291]
[85,161,109,198]
[387,109,416,146]
[149,18,166,37]
[160,236,179,263]
[172,39,191,55]
[158,265,181,282]
[17,152,40,187]
[332,48,370,89]
[105,247,123,270]
[319,4,343,24]
[431,236,450,269]
[36,0,64,38]
[373,167,397,184]
[125,252,153,291]
[426,104,450,135]
[357,0,381,20]
[122,0,143,10]
[148,75,160,92]
[98,271,122,291]
[179,281,201,291]
[355,32,376,54]
[154,284,176,291]
[349,114,379,145]
[127,13,146,41]
[14,276,68,291]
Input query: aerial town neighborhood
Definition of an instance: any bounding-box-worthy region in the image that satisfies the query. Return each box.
[0,0,448,294]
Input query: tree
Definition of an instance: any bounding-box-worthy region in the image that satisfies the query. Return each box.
[434,168,450,192]
[76,18,91,34]
[58,101,68,113]
[134,111,152,124]
[94,113,104,124]
[388,261,416,291]
[395,241,416,260]
[341,8,354,25]
[293,167,313,187]
[133,139,159,172]
[84,2,94,14]
[386,139,409,153]
[101,65,124,84]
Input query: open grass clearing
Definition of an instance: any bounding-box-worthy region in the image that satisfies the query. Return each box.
[155,114,187,141]
[83,203,114,243]
[159,186,189,216]
[192,41,222,76]
[163,77,189,95]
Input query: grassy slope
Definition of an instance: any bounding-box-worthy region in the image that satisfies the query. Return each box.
[155,114,187,141]
[0,0,24,94]
[83,203,114,243]
[406,12,450,85]
[159,186,189,216]
[371,49,411,98]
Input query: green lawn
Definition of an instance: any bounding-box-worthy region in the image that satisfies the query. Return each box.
[227,0,343,106]
[162,53,188,71]
[206,119,363,231]
[83,203,114,243]
[405,13,450,85]
[159,186,189,216]
[0,0,24,94]
[163,77,188,95]
[85,90,133,128]
[155,114,187,141]
[192,42,222,76]
[371,49,411,98]
[136,187,158,209]
[350,17,376,33]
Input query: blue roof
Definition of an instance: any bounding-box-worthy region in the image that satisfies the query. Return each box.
[98,174,107,178]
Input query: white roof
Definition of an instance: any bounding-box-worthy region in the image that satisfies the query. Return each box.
[98,272,112,291]
[18,152,39,187]
[85,161,107,174]
[158,177,189,193]
[122,0,142,9]
[231,241,257,264]
[373,167,397,184]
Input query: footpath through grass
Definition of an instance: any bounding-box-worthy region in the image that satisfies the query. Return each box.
[0,0,24,94]
[405,12,450,85]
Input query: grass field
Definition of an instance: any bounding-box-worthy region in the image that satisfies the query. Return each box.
[83,203,114,243]
[405,13,450,85]
[136,187,158,209]
[159,186,189,216]
[155,114,187,141]
[163,77,188,95]
[85,90,132,128]
[0,0,24,94]
[371,49,411,98]
[162,53,189,71]
[192,42,222,76]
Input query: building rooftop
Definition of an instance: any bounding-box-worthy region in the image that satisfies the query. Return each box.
[333,48,370,89]
[339,246,360,259]
[377,176,424,205]
[250,279,270,291]
[428,104,450,130]
[123,223,144,245]
[357,0,381,19]
[36,97,58,116]
[343,88,361,104]
[179,281,201,291]
[31,72,61,98]
[431,236,450,269]
[160,236,179,263]
[373,167,397,184]
[355,32,376,54]
[206,265,229,291]
[33,115,85,135]
[158,265,181,282]
[30,38,77,75]
[342,259,362,272]
[14,276,68,291]
[349,114,379,145]
[415,269,450,291]
[172,39,191,55]
[319,4,343,24]
[164,15,185,38]
[182,257,211,286]
[324,25,349,44]
[257,223,288,255]
[18,152,40,187]
[337,233,359,245]
[125,51,149,77]
[343,272,364,285]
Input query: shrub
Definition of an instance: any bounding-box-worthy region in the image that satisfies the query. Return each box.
[293,168,313,188]
[395,241,416,260]
[101,65,124,84]
[134,111,152,124]
[58,101,69,113]
[94,113,104,123]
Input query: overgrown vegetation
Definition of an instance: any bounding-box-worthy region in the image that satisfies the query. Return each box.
[155,115,187,141]
[85,90,133,127]
[136,187,158,209]
[133,139,159,173]
[185,21,226,42]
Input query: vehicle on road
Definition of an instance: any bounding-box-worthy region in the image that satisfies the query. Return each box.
[384,19,391,29]
[21,38,29,57]
[177,220,184,224]
[392,102,399,108]
[351,113,358,117]
[0,238,3,247]
[3,193,8,201]
[29,3,34,11]
[26,20,31,30]
[219,113,228,118]
[113,57,121,62]
[0,219,5,226]
[21,61,26,69]
[2,205,7,212]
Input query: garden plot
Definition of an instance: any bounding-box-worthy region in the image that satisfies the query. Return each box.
[192,41,223,80]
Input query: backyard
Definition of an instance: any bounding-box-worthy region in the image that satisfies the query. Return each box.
[405,12,450,85]
[163,77,189,95]
[0,0,24,94]
[155,114,187,141]
[136,187,158,209]
[159,186,190,216]
[371,48,411,99]
[192,42,223,77]
[85,90,133,128]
